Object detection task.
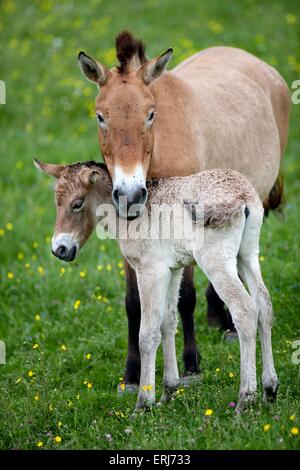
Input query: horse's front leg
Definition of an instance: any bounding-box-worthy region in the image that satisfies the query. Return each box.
[135,264,170,410]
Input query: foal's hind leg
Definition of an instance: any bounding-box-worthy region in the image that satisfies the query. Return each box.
[238,253,279,401]
[195,250,258,412]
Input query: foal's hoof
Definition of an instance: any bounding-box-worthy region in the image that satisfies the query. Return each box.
[117,383,139,394]
[224,330,238,342]
[180,373,201,387]
[264,381,279,403]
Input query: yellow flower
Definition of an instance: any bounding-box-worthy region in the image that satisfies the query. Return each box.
[263,424,271,432]
[25,262,31,269]
[74,299,81,310]
[100,244,106,251]
[36,441,43,447]
[118,261,124,269]
[176,388,185,395]
[85,353,91,360]
[28,370,34,377]
[32,241,39,249]
[259,256,265,262]
[290,414,296,421]
[6,222,13,230]
[205,409,213,416]
[79,270,86,278]
[32,343,39,350]
[34,395,40,401]
[18,252,24,261]
[142,385,153,391]
[97,265,103,271]
[60,344,67,352]
[291,426,299,436]
[0,228,4,236]
[286,14,296,24]
[7,272,14,279]
[120,383,125,391]
[58,421,63,428]
[120,269,125,276]
[229,372,234,378]
[87,382,93,389]
[76,394,80,400]
[54,435,62,444]
[83,380,88,385]
[35,314,41,321]
[106,264,112,271]
[38,266,45,276]
[60,267,66,275]
[215,368,220,373]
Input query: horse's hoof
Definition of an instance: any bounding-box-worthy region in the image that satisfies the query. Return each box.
[264,381,279,403]
[117,383,139,394]
[224,330,238,342]
[180,373,201,387]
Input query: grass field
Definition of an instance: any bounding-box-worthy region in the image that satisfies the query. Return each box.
[0,0,300,450]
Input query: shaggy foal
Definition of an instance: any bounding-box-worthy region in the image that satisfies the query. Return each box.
[34,159,279,412]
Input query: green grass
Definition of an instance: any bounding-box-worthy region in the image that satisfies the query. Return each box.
[0,0,300,450]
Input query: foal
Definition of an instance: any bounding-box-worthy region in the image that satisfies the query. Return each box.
[34,159,279,412]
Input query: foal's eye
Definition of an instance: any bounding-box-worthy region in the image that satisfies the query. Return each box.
[72,199,84,212]
[96,113,106,129]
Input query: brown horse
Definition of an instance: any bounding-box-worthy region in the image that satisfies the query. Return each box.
[78,31,289,390]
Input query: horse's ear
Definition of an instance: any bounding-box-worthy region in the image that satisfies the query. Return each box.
[78,51,111,86]
[137,48,173,85]
[33,158,64,178]
[79,168,101,187]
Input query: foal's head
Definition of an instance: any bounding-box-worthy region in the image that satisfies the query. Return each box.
[78,31,172,219]
[34,159,111,262]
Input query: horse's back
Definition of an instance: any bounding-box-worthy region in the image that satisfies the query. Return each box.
[174,46,290,156]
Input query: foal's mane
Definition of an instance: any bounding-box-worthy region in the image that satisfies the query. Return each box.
[116,30,147,73]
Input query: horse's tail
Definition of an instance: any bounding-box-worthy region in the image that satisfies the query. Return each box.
[263,172,284,217]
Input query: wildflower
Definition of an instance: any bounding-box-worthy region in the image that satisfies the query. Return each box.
[204,409,213,416]
[7,272,14,279]
[142,385,153,391]
[60,344,67,352]
[259,256,265,262]
[76,394,80,400]
[118,261,124,269]
[83,380,88,385]
[100,244,106,251]
[60,267,66,276]
[215,368,220,373]
[119,383,125,391]
[74,299,81,310]
[79,270,86,278]
[229,372,234,378]
[85,353,91,360]
[6,222,13,231]
[33,241,39,249]
[28,370,34,377]
[38,266,45,275]
[176,388,185,395]
[106,264,112,271]
[228,401,236,408]
[17,252,24,261]
[105,433,113,442]
[32,343,39,350]
[87,382,93,389]
[291,427,299,436]
[25,262,30,269]
[97,265,103,271]
[54,436,62,444]
[263,424,271,432]
[120,270,125,276]
[58,421,63,428]
[290,414,296,421]
[45,235,51,243]
[0,228,4,236]
[35,314,41,321]
[124,428,132,434]
[36,441,43,448]
[34,395,40,401]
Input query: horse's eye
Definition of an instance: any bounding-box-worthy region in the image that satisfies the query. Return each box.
[96,113,106,128]
[146,110,156,127]
[72,199,84,212]
[148,111,155,121]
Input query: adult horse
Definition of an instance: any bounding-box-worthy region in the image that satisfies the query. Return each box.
[78,31,289,390]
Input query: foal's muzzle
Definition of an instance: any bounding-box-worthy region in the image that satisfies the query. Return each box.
[52,244,77,262]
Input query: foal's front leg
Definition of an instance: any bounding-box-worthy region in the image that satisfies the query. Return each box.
[135,265,170,410]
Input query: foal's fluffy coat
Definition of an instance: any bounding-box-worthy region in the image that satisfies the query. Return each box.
[36,160,279,412]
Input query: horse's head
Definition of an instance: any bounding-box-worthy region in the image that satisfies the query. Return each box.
[78,31,172,219]
[34,158,111,262]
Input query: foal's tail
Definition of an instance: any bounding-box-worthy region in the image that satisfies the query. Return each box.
[263,173,284,217]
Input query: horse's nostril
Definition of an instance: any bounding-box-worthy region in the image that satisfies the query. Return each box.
[140,187,147,201]
[56,245,68,259]
[112,188,120,204]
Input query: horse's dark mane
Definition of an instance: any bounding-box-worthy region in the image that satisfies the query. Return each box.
[68,160,109,174]
[116,30,147,73]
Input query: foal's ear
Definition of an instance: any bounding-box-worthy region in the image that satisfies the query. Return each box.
[80,169,101,187]
[137,48,173,85]
[78,51,111,86]
[33,158,64,178]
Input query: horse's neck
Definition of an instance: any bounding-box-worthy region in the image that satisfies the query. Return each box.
[148,72,205,179]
